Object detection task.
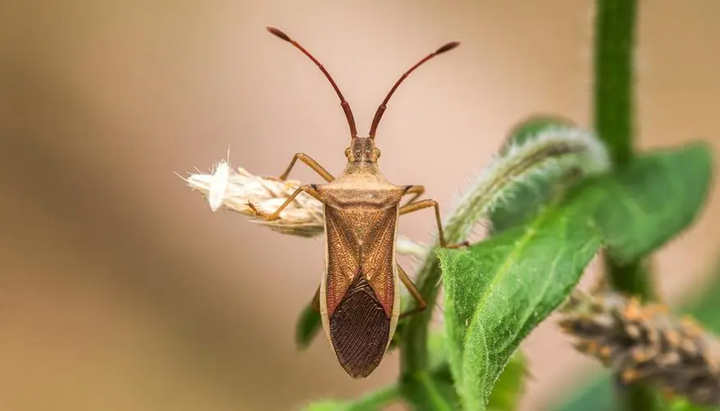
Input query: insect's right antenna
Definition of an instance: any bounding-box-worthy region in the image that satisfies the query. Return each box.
[266,26,358,139]
[368,41,460,139]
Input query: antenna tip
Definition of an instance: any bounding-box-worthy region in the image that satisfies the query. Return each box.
[436,41,461,54]
[266,26,292,42]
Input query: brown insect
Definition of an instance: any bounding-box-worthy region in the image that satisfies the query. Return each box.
[250,26,463,378]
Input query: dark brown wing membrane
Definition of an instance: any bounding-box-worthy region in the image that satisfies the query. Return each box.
[329,274,389,378]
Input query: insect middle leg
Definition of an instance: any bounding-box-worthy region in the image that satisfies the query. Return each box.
[397,264,427,319]
[249,184,324,221]
[399,199,468,249]
[272,153,335,182]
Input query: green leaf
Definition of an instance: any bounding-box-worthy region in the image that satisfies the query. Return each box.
[304,385,402,411]
[668,399,710,411]
[296,303,322,349]
[304,400,349,411]
[668,398,720,411]
[589,143,712,263]
[491,116,579,234]
[440,192,603,410]
[487,351,527,411]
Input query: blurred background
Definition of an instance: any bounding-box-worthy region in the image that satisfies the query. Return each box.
[1,1,719,410]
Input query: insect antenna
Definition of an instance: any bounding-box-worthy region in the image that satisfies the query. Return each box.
[266,26,358,139]
[368,41,460,139]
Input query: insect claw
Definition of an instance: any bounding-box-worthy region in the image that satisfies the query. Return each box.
[247,200,280,221]
[445,241,470,249]
[247,201,266,217]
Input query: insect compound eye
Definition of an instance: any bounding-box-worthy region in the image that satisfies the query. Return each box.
[373,148,381,160]
[344,147,354,160]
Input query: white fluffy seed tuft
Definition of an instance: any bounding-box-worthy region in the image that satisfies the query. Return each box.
[208,160,230,212]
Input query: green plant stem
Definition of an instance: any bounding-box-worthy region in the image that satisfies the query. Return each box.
[401,259,443,375]
[615,378,666,411]
[347,384,401,411]
[604,258,656,302]
[594,0,636,167]
[595,0,662,410]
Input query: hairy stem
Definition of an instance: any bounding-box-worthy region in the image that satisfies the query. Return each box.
[594,0,661,409]
[594,0,636,167]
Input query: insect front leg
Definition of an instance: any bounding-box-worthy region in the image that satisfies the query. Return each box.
[272,153,335,182]
[249,185,324,221]
[397,264,427,319]
[401,185,425,207]
[399,199,469,249]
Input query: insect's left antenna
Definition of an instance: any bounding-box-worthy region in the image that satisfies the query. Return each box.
[266,26,358,139]
[368,41,460,139]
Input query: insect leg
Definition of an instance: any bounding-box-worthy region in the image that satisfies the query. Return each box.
[248,185,323,221]
[276,153,335,182]
[397,264,427,319]
[401,185,425,207]
[399,199,468,249]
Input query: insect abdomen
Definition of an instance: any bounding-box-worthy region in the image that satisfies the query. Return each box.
[329,273,390,378]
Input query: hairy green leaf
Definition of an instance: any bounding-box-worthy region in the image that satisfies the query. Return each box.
[589,143,712,263]
[440,192,603,410]
[487,351,527,411]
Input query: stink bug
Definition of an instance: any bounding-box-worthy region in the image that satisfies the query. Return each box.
[250,26,463,378]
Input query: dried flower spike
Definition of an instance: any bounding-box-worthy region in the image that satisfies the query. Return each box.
[181,163,324,237]
[559,290,720,406]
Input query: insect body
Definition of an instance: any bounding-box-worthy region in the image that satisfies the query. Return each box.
[251,27,462,378]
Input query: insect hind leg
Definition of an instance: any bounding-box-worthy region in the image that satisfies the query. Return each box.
[397,264,427,319]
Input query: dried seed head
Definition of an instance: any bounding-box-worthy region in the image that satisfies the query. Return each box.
[559,290,720,406]
[181,162,324,237]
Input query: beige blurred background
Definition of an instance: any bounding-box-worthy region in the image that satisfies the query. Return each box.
[1,1,719,410]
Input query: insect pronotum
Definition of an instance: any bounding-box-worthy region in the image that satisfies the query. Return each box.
[251,26,464,378]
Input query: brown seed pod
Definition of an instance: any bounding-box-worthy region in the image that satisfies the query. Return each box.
[559,290,720,406]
